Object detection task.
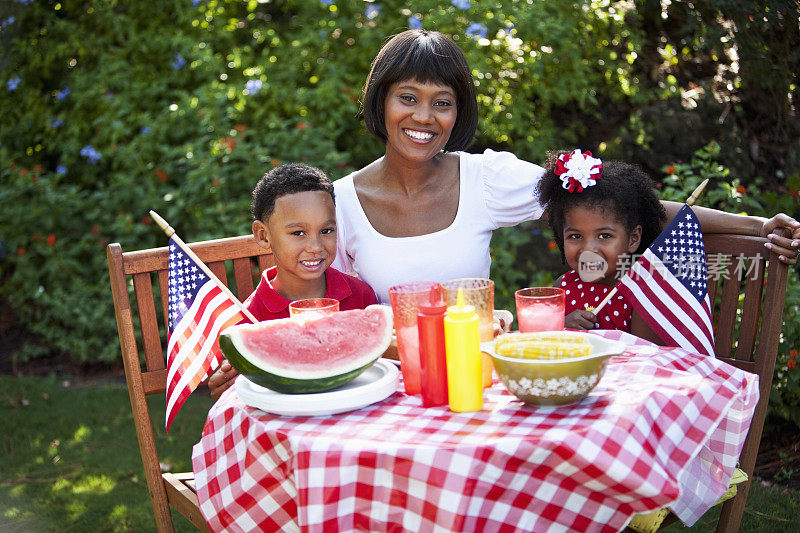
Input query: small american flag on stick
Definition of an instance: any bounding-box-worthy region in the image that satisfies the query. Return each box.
[151,211,256,431]
[616,204,715,356]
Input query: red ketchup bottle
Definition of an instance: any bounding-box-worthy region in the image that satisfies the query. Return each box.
[417,294,449,407]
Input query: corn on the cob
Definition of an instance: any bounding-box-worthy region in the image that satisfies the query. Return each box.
[494,332,590,349]
[497,341,593,360]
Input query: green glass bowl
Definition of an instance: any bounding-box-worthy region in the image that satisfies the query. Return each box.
[482,332,625,406]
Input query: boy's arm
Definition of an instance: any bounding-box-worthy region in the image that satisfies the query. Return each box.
[208,360,237,400]
[207,282,263,399]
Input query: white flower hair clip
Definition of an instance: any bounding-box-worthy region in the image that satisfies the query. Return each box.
[554,149,603,193]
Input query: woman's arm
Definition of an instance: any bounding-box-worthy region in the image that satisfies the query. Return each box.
[660,200,800,264]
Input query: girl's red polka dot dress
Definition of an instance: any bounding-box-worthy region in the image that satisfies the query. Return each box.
[560,270,632,331]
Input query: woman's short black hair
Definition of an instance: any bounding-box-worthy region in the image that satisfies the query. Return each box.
[361,30,478,152]
[252,163,334,222]
[537,150,667,256]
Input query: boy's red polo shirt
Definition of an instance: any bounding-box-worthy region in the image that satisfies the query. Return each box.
[243,266,378,322]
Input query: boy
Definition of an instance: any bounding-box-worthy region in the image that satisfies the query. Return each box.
[209,163,378,397]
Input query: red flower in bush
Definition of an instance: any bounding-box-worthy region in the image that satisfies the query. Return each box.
[790,190,799,199]
[20,168,28,176]
[220,137,237,151]
[296,121,307,130]
[47,234,56,246]
[665,165,675,175]
[234,124,248,131]
[790,349,798,358]
[91,225,100,234]
[17,247,26,256]
[736,185,746,194]
[142,216,151,226]
[271,159,280,168]
[155,169,168,182]
[548,241,557,251]
[789,359,797,370]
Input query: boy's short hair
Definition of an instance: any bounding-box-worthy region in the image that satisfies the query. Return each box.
[361,29,478,152]
[252,163,334,222]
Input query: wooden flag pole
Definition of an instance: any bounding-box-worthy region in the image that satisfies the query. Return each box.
[590,179,710,317]
[150,210,258,323]
[685,178,708,207]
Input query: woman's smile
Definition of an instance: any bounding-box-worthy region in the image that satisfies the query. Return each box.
[403,128,435,142]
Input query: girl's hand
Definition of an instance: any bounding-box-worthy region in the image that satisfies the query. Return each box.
[493,309,514,337]
[760,214,800,265]
[565,309,598,330]
[208,360,239,399]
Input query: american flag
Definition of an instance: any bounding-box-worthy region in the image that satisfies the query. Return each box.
[165,237,245,431]
[616,204,715,356]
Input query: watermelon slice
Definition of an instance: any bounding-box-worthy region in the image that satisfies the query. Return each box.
[219,305,393,394]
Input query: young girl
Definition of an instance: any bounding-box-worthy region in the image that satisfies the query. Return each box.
[537,149,666,342]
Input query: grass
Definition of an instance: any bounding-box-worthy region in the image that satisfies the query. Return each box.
[1,375,799,532]
[0,375,214,532]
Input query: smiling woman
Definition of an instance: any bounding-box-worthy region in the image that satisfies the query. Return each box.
[332,30,547,304]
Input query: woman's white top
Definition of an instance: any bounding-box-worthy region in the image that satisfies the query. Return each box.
[331,149,545,304]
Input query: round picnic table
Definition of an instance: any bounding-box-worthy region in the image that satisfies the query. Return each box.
[191,331,757,532]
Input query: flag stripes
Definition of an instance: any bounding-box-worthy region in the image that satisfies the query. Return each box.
[615,204,715,357]
[619,252,715,356]
[165,237,245,431]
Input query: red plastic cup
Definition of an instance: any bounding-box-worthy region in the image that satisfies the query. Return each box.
[388,281,443,395]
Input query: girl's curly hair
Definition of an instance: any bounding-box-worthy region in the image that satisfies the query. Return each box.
[537,150,666,257]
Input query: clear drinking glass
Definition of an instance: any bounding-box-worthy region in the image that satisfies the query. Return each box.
[442,278,495,386]
[288,298,340,317]
[514,287,565,333]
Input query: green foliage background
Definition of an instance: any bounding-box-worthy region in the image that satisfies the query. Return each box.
[1,2,799,422]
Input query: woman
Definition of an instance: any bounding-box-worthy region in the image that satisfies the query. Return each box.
[209,29,800,397]
[331,30,549,303]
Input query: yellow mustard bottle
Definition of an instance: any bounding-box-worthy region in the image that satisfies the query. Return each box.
[444,289,483,412]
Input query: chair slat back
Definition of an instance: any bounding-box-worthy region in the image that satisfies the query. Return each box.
[704,233,783,364]
[112,235,272,396]
[108,234,273,532]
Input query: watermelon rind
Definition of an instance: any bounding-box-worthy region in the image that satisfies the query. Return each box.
[219,305,393,394]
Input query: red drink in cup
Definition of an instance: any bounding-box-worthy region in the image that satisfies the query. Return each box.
[514,288,565,333]
[388,282,443,395]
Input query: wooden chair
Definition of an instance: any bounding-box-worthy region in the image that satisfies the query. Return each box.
[107,235,274,532]
[628,232,790,533]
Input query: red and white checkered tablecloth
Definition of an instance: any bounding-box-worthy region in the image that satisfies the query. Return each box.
[191,330,758,532]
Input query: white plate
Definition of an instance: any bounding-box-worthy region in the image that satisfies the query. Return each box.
[236,359,400,416]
